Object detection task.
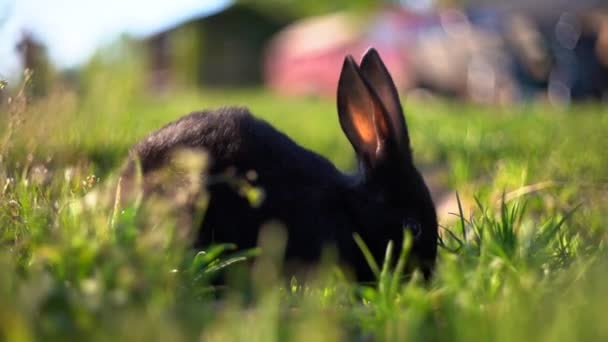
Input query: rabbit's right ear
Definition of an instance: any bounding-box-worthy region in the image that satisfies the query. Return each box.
[359,48,411,157]
[337,56,393,169]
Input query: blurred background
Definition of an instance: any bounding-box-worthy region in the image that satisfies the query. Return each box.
[1,0,607,105]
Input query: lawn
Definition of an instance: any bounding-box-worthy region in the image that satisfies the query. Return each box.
[1,70,607,340]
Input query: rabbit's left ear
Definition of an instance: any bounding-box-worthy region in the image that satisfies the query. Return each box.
[359,48,412,163]
[337,55,394,169]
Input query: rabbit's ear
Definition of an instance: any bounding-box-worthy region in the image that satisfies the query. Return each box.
[359,48,412,162]
[337,55,393,168]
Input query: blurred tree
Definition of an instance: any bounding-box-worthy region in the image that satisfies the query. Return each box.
[238,0,382,18]
[15,32,55,97]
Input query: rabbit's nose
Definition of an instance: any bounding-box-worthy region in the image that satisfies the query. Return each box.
[402,218,422,240]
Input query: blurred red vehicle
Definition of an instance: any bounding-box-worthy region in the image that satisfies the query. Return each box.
[263,9,426,97]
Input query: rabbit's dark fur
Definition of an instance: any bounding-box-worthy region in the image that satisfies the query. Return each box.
[125,48,438,281]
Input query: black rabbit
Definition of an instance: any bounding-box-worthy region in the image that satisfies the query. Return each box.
[124,48,438,281]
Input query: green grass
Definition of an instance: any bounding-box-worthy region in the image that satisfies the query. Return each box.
[0,71,607,341]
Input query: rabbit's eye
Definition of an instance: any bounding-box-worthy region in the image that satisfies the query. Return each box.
[402,218,422,240]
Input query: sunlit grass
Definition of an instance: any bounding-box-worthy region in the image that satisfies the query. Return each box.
[0,67,606,340]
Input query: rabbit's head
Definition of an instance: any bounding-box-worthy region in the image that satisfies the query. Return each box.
[337,48,437,279]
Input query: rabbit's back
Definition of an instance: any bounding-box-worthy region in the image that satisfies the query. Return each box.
[131,107,354,263]
[133,107,342,181]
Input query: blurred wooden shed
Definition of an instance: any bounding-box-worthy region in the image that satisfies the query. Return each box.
[145,3,291,91]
